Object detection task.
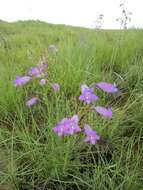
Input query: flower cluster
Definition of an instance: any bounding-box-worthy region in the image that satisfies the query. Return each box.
[13,58,118,146]
[54,82,118,145]
[53,115,81,136]
[13,58,60,107]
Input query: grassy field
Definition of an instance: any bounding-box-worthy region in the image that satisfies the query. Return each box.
[0,20,143,190]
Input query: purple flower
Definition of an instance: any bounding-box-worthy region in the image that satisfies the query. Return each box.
[40,79,46,86]
[53,118,70,136]
[84,124,100,145]
[95,82,118,93]
[53,115,81,136]
[26,97,38,107]
[93,106,112,119]
[68,115,81,134]
[51,83,60,92]
[79,84,99,104]
[28,63,48,78]
[28,67,41,77]
[14,76,32,87]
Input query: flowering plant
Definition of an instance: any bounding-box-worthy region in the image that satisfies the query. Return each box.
[13,57,60,107]
[14,57,118,145]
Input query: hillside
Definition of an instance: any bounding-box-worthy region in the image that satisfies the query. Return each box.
[0,21,143,190]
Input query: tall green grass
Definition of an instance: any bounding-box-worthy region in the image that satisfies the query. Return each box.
[0,21,143,190]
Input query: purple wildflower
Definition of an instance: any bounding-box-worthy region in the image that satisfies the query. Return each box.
[53,118,70,136]
[84,124,100,145]
[79,84,99,104]
[28,67,41,77]
[95,82,118,93]
[93,106,112,119]
[14,76,32,87]
[51,83,60,92]
[53,115,81,136]
[40,79,46,86]
[68,115,81,134]
[26,97,38,107]
[28,63,48,78]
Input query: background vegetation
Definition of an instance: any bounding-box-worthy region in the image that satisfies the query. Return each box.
[0,20,143,190]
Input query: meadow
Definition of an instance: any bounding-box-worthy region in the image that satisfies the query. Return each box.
[0,20,143,190]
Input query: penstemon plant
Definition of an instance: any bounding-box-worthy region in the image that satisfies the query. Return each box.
[53,83,118,144]
[116,1,132,29]
[13,58,119,145]
[13,57,60,107]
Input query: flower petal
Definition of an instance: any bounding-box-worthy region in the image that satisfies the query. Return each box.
[14,76,32,87]
[81,84,89,93]
[84,124,93,135]
[40,79,46,86]
[26,97,38,107]
[84,124,100,145]
[51,83,60,92]
[96,82,118,93]
[71,115,79,123]
[93,106,112,118]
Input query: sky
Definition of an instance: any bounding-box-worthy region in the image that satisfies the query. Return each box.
[0,0,142,29]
